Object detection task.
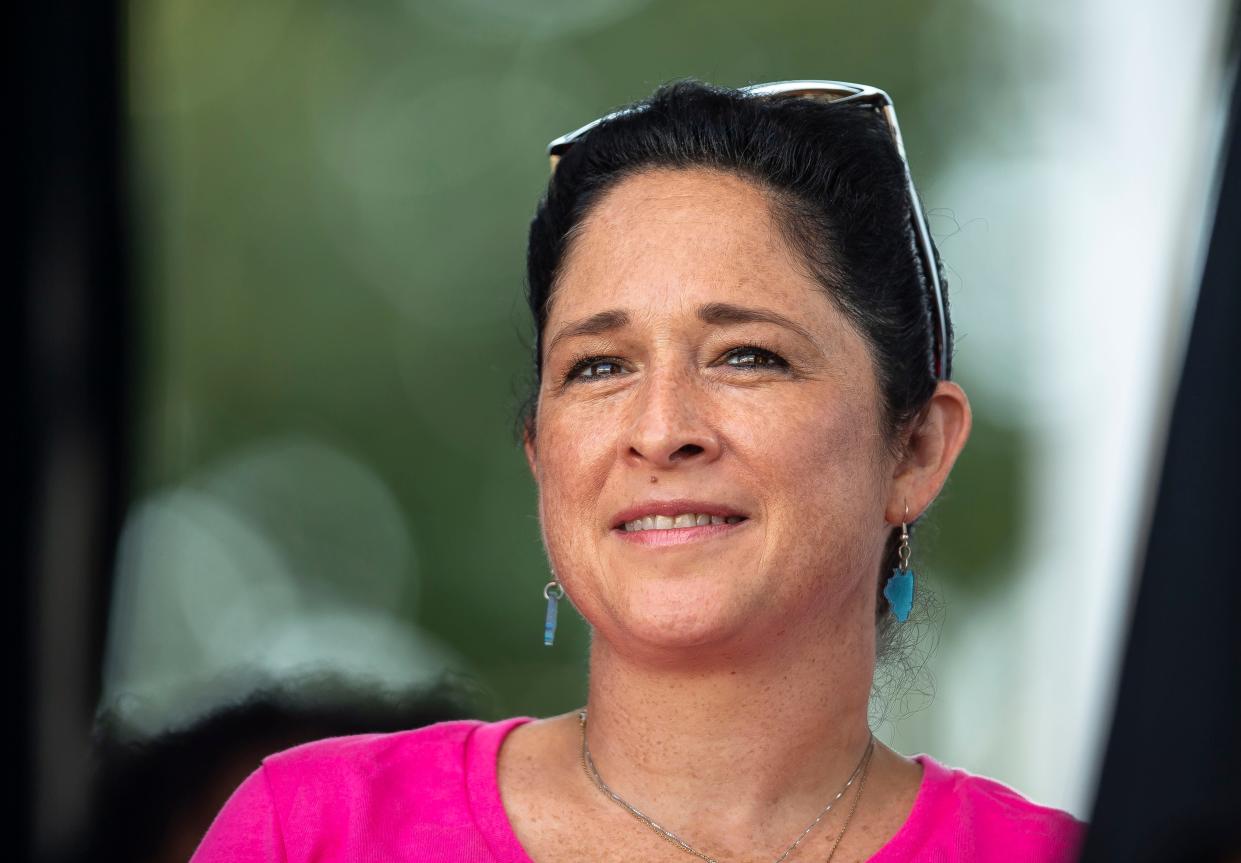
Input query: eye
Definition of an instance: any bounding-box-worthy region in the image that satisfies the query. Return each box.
[722,345,789,370]
[566,356,627,382]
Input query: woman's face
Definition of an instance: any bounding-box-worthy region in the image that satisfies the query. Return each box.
[526,168,897,656]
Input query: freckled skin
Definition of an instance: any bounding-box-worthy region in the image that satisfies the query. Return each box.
[528,168,892,663]
[511,167,972,861]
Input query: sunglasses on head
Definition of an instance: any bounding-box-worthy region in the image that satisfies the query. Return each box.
[546,80,950,382]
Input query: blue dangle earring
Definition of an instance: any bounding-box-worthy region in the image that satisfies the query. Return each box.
[542,573,565,646]
[883,505,915,623]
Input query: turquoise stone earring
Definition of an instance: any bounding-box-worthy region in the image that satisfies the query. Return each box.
[883,508,915,623]
[543,578,565,646]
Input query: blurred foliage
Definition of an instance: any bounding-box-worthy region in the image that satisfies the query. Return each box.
[921,404,1028,595]
[122,0,1031,722]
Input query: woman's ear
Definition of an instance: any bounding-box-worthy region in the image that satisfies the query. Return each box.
[887,381,972,522]
[523,424,538,480]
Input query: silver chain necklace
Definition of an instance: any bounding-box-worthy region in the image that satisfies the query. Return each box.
[577,710,875,863]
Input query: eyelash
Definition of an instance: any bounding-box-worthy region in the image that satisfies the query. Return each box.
[563,344,790,383]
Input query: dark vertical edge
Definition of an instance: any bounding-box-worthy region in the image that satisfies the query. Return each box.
[17,0,129,859]
[1078,11,1241,863]
[14,9,35,859]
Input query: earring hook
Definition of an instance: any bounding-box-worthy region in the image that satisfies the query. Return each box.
[898,500,912,571]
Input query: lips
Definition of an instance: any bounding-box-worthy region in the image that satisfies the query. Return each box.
[624,513,745,531]
[610,499,749,531]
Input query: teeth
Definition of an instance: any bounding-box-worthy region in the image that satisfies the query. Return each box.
[621,513,746,532]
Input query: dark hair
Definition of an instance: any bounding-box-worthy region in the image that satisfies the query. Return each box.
[520,79,954,631]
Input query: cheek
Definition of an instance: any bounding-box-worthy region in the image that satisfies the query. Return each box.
[740,384,880,488]
[532,401,614,560]
[740,389,887,568]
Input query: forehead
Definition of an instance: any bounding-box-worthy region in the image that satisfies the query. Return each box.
[551,168,833,324]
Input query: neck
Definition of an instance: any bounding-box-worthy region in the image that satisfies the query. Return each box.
[581,590,877,846]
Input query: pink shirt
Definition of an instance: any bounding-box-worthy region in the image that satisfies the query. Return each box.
[191,717,1086,862]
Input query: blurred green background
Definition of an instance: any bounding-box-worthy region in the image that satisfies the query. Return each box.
[113,0,1027,725]
[110,0,1227,819]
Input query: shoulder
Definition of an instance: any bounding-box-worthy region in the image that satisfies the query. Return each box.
[252,717,529,861]
[924,755,1086,860]
[262,718,485,796]
[878,754,1086,863]
[260,717,537,816]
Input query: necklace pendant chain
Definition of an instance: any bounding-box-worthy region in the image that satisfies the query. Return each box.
[578,710,875,863]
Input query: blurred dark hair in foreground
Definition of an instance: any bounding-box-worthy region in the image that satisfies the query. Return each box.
[87,676,478,863]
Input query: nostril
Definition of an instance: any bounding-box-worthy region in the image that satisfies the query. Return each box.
[669,443,705,461]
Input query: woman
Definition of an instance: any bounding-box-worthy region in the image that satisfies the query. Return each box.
[192,80,1085,862]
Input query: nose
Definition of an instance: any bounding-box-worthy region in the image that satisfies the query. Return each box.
[619,364,722,469]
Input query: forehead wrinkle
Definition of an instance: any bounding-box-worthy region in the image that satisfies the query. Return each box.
[546,308,631,358]
[696,301,818,345]
[576,168,777,246]
[574,164,775,241]
[604,176,774,239]
[548,168,833,350]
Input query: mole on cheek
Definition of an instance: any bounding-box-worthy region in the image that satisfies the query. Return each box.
[650,476,658,484]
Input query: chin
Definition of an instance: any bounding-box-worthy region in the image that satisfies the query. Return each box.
[602,578,759,655]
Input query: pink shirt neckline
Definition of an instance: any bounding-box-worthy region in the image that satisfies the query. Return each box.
[462,716,947,862]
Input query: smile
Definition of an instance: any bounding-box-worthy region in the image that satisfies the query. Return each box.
[609,499,750,547]
[623,513,746,531]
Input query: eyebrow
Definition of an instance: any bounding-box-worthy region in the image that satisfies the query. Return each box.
[545,309,632,357]
[546,302,816,358]
[696,302,816,344]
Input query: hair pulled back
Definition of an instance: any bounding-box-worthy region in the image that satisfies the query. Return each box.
[521,79,954,629]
